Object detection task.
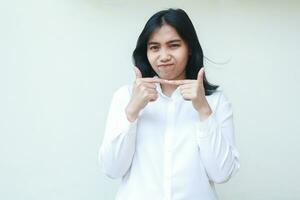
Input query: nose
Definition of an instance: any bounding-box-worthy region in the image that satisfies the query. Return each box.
[159,48,171,62]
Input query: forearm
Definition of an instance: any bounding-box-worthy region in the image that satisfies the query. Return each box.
[99,85,138,179]
[196,114,240,183]
[99,121,137,179]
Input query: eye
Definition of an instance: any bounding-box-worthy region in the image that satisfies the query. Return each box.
[149,46,159,51]
[170,44,180,48]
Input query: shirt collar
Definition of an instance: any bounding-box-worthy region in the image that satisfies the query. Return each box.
[154,76,182,101]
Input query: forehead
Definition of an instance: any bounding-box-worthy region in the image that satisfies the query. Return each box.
[148,24,182,43]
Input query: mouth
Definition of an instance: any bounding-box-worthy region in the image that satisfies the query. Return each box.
[158,64,173,68]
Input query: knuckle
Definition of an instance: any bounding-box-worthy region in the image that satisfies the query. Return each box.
[140,85,146,91]
[142,91,149,98]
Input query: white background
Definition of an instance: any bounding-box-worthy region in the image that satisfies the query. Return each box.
[1,0,300,199]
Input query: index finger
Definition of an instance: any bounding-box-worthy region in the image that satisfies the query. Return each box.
[139,77,168,84]
[164,79,195,85]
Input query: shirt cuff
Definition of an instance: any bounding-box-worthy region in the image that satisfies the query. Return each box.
[195,112,217,138]
[109,112,138,142]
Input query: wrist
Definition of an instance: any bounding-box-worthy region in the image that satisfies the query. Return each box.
[196,101,212,121]
[125,105,139,122]
[198,108,212,121]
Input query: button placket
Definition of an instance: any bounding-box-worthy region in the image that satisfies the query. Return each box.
[163,99,176,200]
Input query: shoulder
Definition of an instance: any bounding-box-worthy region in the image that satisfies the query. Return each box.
[206,87,232,111]
[112,83,133,99]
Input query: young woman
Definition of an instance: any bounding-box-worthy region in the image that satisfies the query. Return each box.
[99,8,240,200]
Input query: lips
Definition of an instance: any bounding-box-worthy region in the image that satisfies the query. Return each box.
[158,64,173,67]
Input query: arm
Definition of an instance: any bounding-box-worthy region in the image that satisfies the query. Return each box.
[99,67,165,179]
[196,92,240,184]
[98,85,137,179]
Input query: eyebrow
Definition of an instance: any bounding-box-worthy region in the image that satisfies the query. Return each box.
[148,39,182,45]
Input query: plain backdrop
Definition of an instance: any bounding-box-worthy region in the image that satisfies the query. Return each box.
[1,0,300,199]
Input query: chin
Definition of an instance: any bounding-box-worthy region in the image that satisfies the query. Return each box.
[158,74,171,80]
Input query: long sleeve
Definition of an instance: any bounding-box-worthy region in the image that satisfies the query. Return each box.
[195,92,240,184]
[98,85,137,179]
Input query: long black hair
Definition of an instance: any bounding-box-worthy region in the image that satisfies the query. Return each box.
[132,8,218,95]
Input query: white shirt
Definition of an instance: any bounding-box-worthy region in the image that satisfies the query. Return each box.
[99,82,240,200]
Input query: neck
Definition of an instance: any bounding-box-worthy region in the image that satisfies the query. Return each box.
[159,72,186,97]
[161,83,178,97]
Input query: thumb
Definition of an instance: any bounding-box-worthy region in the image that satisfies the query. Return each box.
[197,67,205,83]
[134,66,142,79]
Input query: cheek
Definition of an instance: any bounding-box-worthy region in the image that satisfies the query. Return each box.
[147,53,156,66]
[176,51,189,65]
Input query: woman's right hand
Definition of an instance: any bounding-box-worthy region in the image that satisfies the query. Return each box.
[125,67,165,122]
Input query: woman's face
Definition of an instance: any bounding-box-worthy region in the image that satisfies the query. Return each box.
[147,24,189,80]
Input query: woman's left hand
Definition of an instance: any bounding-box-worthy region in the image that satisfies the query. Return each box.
[166,68,212,120]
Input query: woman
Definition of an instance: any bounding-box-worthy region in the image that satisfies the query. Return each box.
[99,8,240,200]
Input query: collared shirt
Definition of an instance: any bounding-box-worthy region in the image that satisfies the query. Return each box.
[99,82,240,200]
